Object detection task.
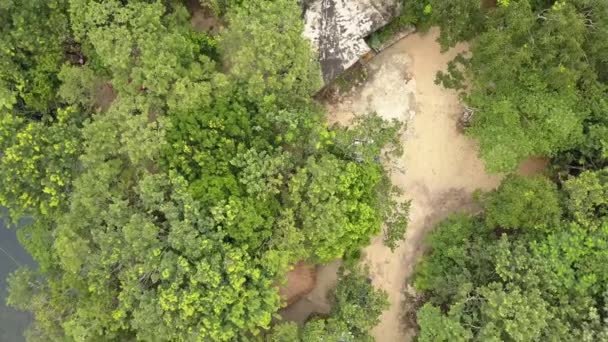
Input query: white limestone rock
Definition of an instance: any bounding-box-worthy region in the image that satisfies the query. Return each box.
[303,0,399,84]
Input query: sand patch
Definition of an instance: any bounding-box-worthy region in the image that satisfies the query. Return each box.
[282,28,545,340]
[327,28,503,341]
[93,82,117,112]
[186,0,223,34]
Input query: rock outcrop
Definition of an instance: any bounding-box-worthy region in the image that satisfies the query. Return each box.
[303,0,399,84]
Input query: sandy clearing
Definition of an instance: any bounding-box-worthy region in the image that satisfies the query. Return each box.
[328,28,503,341]
[187,0,223,34]
[93,82,117,112]
[364,28,502,341]
[282,27,548,340]
[280,260,342,323]
[517,157,550,176]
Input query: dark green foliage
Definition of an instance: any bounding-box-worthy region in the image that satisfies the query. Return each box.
[562,168,608,226]
[411,0,485,51]
[381,196,410,251]
[330,115,410,250]
[367,11,416,51]
[415,170,608,340]
[200,0,242,16]
[416,303,472,341]
[414,214,497,304]
[57,65,100,108]
[325,267,389,339]
[331,114,403,163]
[405,0,608,172]
[0,0,85,221]
[0,0,69,115]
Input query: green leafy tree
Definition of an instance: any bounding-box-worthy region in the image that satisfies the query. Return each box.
[3,1,408,341]
[414,169,608,340]
[0,0,85,220]
[408,0,608,172]
[480,175,562,232]
[57,65,100,109]
[417,303,472,342]
[562,168,608,226]
[476,284,552,341]
[9,97,285,341]
[200,0,243,16]
[288,155,384,262]
[330,114,410,251]
[0,0,69,114]
[0,107,84,219]
[219,0,321,109]
[414,214,496,304]
[407,0,485,50]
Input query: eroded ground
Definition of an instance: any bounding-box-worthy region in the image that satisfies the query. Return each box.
[334,28,502,341]
[283,28,547,340]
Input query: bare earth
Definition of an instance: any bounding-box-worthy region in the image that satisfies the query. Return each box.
[329,28,504,341]
[283,28,548,340]
[280,260,342,323]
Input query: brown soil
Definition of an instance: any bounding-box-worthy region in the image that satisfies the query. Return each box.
[517,157,550,176]
[186,0,223,34]
[93,82,117,112]
[278,262,317,306]
[350,28,502,341]
[327,28,546,340]
[282,27,548,340]
[279,260,342,323]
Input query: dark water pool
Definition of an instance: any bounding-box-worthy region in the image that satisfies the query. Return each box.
[0,214,34,342]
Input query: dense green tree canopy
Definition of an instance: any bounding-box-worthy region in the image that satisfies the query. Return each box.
[0,0,85,220]
[411,0,608,172]
[414,171,608,341]
[1,0,405,340]
[400,1,608,340]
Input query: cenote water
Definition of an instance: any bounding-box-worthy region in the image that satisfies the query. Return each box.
[0,211,34,342]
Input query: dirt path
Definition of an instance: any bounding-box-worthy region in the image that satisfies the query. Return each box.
[329,28,503,341]
[283,27,548,339]
[365,29,503,341]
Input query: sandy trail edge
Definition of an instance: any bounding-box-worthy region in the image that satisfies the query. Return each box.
[283,28,547,340]
[360,29,503,341]
[284,28,503,338]
[361,29,548,340]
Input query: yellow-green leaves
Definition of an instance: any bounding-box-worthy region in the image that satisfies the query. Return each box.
[424,4,432,14]
[3,1,408,341]
[0,111,83,220]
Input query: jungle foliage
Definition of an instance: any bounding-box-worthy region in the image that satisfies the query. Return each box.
[411,0,608,172]
[415,171,608,341]
[1,0,407,340]
[404,1,608,340]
